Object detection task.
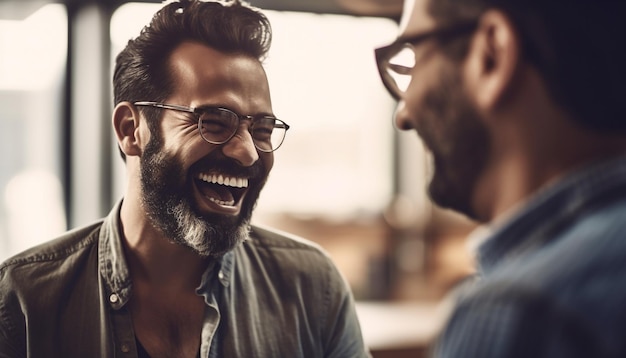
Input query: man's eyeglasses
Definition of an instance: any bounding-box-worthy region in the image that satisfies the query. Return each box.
[375,21,478,100]
[134,101,290,153]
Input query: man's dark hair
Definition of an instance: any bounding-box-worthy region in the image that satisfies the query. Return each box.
[112,0,272,160]
[427,0,626,133]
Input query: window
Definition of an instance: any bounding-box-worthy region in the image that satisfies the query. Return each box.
[0,4,67,261]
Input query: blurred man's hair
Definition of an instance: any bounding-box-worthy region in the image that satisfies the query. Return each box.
[428,0,626,132]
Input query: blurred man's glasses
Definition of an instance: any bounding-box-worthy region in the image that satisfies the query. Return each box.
[134,101,290,153]
[375,22,478,100]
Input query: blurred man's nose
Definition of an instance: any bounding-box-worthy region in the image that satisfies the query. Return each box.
[221,128,259,167]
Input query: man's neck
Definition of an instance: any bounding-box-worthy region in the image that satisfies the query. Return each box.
[474,117,626,222]
[471,72,626,221]
[119,197,210,290]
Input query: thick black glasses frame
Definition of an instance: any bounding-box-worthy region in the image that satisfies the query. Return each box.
[375,21,478,100]
[133,101,290,153]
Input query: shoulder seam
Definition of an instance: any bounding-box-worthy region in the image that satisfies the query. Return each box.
[0,224,101,272]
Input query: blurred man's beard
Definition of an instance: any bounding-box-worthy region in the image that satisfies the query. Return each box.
[415,61,490,221]
[139,136,265,257]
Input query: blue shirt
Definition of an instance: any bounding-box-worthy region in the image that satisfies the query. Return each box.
[0,200,369,358]
[435,156,626,357]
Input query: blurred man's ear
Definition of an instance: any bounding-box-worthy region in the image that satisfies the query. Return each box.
[112,102,145,158]
[463,9,522,112]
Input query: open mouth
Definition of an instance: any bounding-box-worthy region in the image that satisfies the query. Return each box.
[195,172,249,207]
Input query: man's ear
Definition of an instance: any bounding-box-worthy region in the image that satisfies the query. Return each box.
[112,101,145,157]
[463,9,522,111]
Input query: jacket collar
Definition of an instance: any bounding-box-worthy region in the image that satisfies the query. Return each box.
[478,155,626,275]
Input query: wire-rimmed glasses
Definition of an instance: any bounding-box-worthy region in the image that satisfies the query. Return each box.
[375,21,478,100]
[134,101,290,153]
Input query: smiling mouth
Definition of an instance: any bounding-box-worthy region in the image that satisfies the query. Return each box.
[195,173,249,207]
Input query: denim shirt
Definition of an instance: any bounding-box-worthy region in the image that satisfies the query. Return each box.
[0,201,369,358]
[435,156,626,357]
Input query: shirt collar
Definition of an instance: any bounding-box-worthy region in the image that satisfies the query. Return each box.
[98,199,237,309]
[99,199,132,310]
[477,155,626,275]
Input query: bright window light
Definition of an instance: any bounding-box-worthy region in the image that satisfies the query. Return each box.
[0,4,67,261]
[0,4,67,90]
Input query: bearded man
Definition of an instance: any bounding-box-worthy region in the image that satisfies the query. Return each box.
[0,1,368,357]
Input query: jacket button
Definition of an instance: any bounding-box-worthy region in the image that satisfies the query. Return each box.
[109,293,119,303]
[121,343,130,353]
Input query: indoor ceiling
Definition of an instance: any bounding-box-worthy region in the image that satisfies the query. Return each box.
[0,0,404,20]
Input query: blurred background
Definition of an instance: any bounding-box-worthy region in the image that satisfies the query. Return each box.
[0,0,477,356]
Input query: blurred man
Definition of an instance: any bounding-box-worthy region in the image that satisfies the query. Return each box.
[376,0,626,356]
[0,1,368,357]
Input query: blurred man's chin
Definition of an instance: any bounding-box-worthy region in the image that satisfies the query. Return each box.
[428,175,476,220]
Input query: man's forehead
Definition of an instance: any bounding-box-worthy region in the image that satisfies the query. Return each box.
[398,0,436,38]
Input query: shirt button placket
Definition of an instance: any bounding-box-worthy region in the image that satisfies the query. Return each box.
[121,343,131,353]
[110,293,119,303]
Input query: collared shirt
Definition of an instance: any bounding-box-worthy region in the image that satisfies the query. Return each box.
[434,155,626,357]
[0,200,369,358]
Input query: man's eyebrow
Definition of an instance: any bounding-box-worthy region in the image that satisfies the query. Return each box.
[195,104,276,118]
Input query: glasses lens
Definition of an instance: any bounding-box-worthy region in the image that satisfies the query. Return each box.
[199,108,238,144]
[386,44,416,95]
[252,117,287,152]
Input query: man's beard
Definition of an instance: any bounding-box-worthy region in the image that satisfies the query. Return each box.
[139,135,266,257]
[415,61,491,221]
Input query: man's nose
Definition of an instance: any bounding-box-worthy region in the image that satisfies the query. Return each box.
[221,128,259,167]
[393,101,414,130]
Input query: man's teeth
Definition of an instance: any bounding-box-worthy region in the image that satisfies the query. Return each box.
[198,173,249,188]
[208,197,235,206]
